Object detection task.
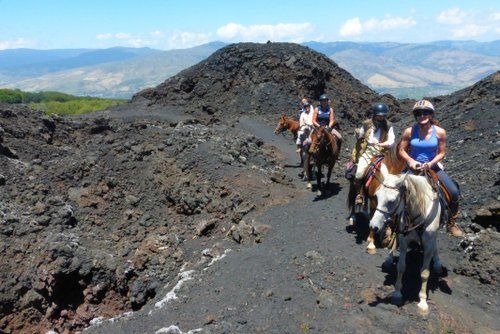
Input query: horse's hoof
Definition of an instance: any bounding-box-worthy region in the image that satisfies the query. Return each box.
[306,182,312,189]
[367,247,377,255]
[417,301,429,315]
[391,292,403,306]
[317,190,322,196]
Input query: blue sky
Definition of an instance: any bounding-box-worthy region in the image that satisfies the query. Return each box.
[1,0,499,50]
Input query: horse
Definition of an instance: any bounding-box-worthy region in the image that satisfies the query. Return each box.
[308,127,341,195]
[274,114,310,177]
[274,114,299,139]
[347,144,406,254]
[369,173,443,314]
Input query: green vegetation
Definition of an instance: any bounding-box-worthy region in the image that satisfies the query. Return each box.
[0,88,126,115]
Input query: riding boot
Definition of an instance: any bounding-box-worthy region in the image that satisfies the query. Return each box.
[447,200,463,237]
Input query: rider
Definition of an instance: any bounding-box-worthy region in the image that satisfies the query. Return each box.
[351,102,395,205]
[296,98,314,152]
[399,99,463,237]
[312,94,342,143]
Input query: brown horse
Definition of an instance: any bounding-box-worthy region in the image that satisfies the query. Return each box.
[274,114,311,176]
[347,144,406,253]
[274,114,299,139]
[308,127,341,195]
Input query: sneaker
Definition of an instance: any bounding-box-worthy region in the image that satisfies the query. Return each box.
[355,194,364,205]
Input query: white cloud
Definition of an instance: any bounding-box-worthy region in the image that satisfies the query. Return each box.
[437,8,466,25]
[150,30,163,37]
[435,8,500,39]
[96,33,113,40]
[339,16,416,37]
[216,22,315,42]
[115,33,131,39]
[339,18,362,37]
[167,31,212,49]
[0,38,33,50]
[451,24,491,38]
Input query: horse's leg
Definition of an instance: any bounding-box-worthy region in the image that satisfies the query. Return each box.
[316,162,322,196]
[392,235,407,306]
[382,233,398,271]
[326,161,333,188]
[418,233,436,314]
[366,229,376,254]
[348,181,356,226]
[306,154,312,188]
[432,248,443,276]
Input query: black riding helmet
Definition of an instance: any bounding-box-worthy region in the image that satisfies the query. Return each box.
[372,103,389,117]
[319,94,328,101]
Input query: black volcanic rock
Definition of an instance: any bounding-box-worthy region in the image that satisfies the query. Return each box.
[133,42,403,125]
[432,71,500,230]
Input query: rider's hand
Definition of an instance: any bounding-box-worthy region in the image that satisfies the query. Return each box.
[422,162,432,171]
[409,160,422,171]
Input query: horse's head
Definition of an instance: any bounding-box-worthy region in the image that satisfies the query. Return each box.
[369,174,406,234]
[274,115,287,135]
[309,127,325,154]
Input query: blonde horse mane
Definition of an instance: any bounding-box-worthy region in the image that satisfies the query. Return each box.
[403,174,438,219]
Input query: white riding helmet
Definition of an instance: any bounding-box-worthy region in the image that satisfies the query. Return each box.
[412,99,435,113]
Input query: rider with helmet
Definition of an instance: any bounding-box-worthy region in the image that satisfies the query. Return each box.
[351,102,395,205]
[312,94,342,143]
[296,98,314,152]
[399,99,463,237]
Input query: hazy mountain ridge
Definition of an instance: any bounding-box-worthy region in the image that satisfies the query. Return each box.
[1,40,498,98]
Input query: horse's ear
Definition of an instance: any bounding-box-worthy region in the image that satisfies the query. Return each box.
[395,174,407,187]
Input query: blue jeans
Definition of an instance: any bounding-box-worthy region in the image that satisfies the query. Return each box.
[432,165,460,203]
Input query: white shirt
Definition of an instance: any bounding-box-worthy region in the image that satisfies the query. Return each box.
[358,125,395,147]
[299,109,314,127]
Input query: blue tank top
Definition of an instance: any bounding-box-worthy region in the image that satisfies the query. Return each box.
[410,125,438,163]
[317,105,330,126]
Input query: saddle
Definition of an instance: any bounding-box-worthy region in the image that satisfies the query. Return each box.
[363,155,385,189]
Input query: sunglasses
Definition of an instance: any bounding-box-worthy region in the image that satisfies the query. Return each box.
[414,110,432,117]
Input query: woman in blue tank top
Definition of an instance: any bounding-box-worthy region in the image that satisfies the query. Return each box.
[312,94,342,142]
[399,99,463,237]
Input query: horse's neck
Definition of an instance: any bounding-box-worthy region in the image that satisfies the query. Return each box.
[404,175,440,228]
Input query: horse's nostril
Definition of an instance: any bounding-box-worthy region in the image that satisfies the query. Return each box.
[372,226,379,233]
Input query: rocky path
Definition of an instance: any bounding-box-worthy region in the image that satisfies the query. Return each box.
[87,118,499,334]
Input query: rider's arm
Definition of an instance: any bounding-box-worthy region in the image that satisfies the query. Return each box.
[426,127,446,169]
[329,104,335,128]
[399,127,420,170]
[312,107,320,128]
[379,126,395,148]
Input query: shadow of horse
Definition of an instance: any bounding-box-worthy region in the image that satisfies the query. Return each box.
[368,247,451,307]
[312,182,342,201]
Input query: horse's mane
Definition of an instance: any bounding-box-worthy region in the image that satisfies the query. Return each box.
[404,174,438,218]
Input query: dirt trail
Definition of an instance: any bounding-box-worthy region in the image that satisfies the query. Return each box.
[87,118,499,334]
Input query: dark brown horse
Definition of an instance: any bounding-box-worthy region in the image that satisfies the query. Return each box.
[308,127,341,195]
[274,115,299,139]
[347,144,406,253]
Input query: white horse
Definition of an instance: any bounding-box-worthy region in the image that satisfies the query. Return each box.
[369,173,443,314]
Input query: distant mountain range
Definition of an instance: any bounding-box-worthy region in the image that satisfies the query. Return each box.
[1,40,498,98]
